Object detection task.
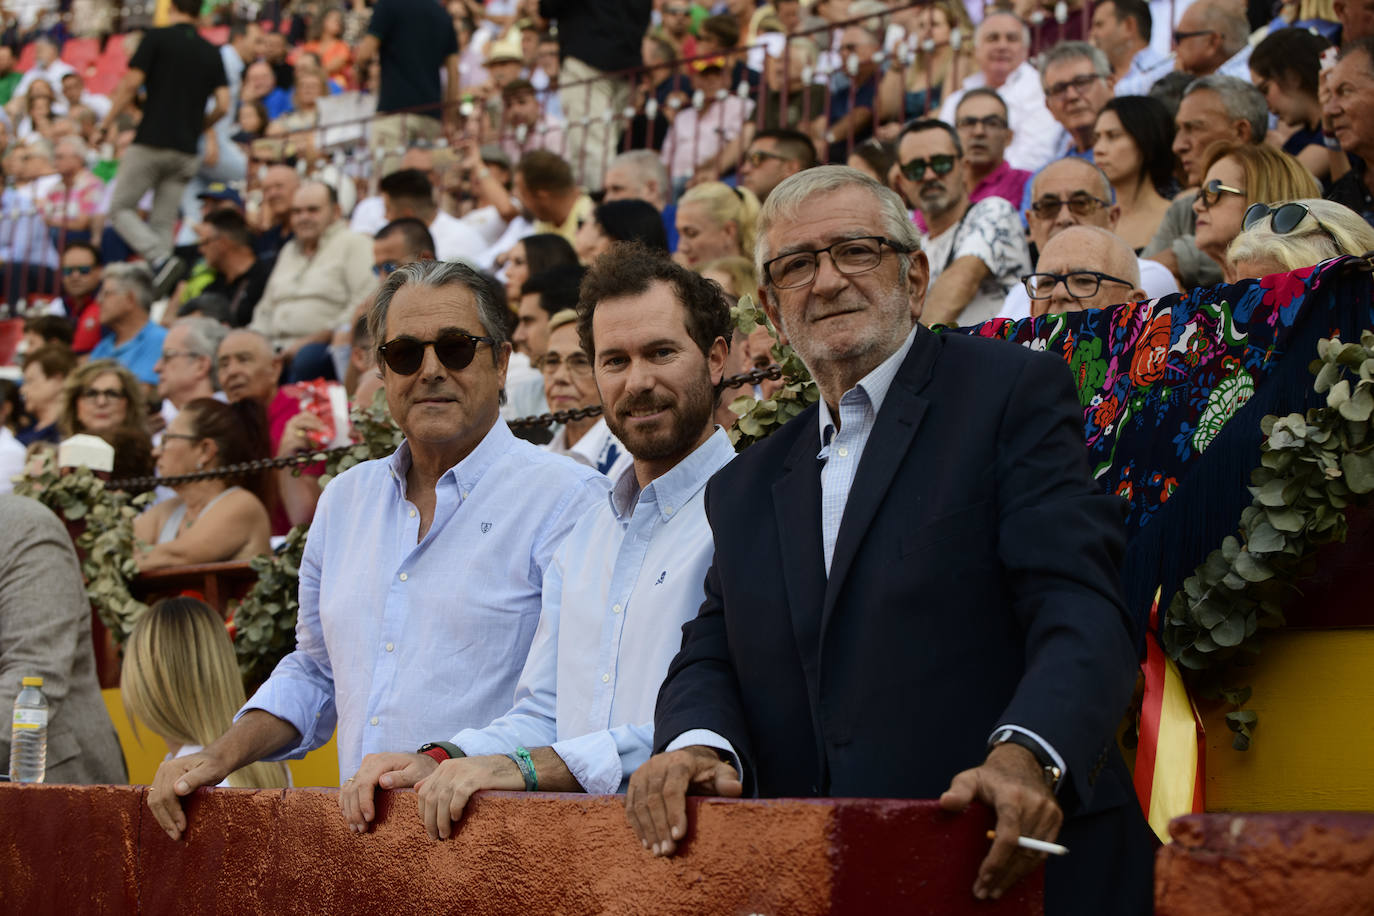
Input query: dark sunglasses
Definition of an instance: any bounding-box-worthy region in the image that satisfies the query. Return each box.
[1030,194,1110,218]
[1198,179,1245,209]
[899,154,957,181]
[377,332,495,375]
[1243,201,1331,237]
[62,265,95,276]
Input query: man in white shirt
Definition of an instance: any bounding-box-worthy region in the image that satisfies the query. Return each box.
[1000,158,1179,321]
[938,11,1062,172]
[1090,0,1174,97]
[378,168,485,265]
[336,244,735,839]
[896,120,1030,327]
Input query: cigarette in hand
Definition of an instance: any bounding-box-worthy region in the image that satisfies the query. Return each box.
[986,830,1069,856]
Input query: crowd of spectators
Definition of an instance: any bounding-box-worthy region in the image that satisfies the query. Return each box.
[3,0,1374,909]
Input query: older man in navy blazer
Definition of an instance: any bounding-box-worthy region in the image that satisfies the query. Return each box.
[626,166,1153,914]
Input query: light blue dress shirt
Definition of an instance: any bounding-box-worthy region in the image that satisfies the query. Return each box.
[239,420,609,781]
[671,326,1068,785]
[89,321,168,386]
[452,429,736,795]
[1113,46,1174,98]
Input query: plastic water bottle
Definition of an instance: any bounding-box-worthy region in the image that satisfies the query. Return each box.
[9,677,48,783]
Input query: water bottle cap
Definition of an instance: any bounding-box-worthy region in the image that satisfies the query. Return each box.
[21,677,42,687]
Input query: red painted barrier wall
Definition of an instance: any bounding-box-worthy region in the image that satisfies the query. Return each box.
[1155,813,1374,915]
[0,785,1041,915]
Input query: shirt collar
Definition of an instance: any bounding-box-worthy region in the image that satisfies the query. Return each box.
[816,324,921,448]
[385,417,516,499]
[608,427,735,524]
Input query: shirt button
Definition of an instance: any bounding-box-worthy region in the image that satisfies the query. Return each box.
[385,642,394,652]
[612,603,622,614]
[601,673,610,683]
[399,572,408,582]
[370,717,379,726]
[461,491,469,499]
[664,505,674,515]
[408,509,416,518]
[837,446,849,457]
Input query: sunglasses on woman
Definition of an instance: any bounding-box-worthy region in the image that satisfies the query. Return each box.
[1197,179,1245,210]
[1242,201,1336,241]
[377,331,495,376]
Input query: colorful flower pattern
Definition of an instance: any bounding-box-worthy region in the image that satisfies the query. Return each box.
[962,258,1371,532]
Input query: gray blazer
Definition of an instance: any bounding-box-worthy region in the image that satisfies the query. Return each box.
[0,495,126,784]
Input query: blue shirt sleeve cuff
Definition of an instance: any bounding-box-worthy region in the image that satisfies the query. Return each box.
[236,675,336,761]
[551,730,625,797]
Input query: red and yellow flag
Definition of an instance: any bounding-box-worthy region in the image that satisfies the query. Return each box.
[1133,590,1206,842]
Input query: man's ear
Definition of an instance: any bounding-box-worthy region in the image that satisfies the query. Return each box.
[906,249,931,322]
[1107,203,1121,229]
[756,286,789,345]
[1234,118,1254,143]
[708,334,729,386]
[1128,286,1147,303]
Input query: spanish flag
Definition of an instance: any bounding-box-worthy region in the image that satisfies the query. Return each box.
[1133,590,1206,842]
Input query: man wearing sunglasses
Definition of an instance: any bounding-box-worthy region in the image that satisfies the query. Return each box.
[149,260,609,842]
[196,209,271,329]
[999,158,1179,320]
[625,166,1152,914]
[737,129,817,204]
[895,120,1030,327]
[339,245,737,842]
[1171,0,1252,80]
[55,242,105,356]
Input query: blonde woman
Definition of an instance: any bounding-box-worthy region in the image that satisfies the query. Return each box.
[699,255,758,298]
[675,182,761,269]
[1228,198,1374,279]
[121,597,290,789]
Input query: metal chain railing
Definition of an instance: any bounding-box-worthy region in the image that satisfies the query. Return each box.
[104,364,784,490]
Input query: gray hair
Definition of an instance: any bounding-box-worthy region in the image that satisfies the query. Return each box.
[1196,0,1249,56]
[173,316,230,389]
[103,262,154,311]
[1227,198,1374,270]
[1039,40,1111,80]
[608,149,673,207]
[1184,74,1269,142]
[368,259,510,369]
[755,165,920,298]
[54,134,88,158]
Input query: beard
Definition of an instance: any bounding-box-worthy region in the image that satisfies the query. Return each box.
[604,368,716,464]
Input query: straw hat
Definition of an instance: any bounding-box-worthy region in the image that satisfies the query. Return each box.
[485,29,525,65]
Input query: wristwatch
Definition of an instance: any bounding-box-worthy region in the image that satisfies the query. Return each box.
[416,741,465,764]
[989,728,1063,793]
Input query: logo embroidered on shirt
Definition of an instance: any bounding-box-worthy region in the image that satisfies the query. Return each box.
[481,522,492,533]
[655,571,666,585]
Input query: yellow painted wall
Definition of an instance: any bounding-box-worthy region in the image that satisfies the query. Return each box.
[103,689,340,788]
[1202,628,1374,812]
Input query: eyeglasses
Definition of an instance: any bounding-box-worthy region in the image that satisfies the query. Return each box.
[744,149,790,167]
[1029,194,1110,218]
[373,261,400,277]
[1173,29,1215,43]
[62,265,95,276]
[161,433,201,443]
[377,331,495,375]
[539,352,593,376]
[1023,270,1135,300]
[955,114,1008,131]
[763,236,909,289]
[78,387,128,403]
[158,349,202,362]
[899,154,957,181]
[1242,201,1330,236]
[1044,73,1103,99]
[1197,179,1245,209]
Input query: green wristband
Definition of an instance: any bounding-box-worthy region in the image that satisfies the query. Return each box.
[507,746,538,792]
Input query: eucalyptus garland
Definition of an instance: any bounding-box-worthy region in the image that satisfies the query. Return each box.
[727,295,820,449]
[12,453,153,640]
[1162,331,1374,749]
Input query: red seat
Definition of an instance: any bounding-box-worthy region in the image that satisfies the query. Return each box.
[16,41,37,72]
[62,37,100,70]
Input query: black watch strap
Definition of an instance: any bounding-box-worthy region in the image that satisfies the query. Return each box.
[989,728,1063,793]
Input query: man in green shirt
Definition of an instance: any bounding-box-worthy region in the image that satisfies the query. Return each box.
[0,46,20,107]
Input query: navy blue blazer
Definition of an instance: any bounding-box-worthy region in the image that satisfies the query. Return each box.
[654,326,1139,810]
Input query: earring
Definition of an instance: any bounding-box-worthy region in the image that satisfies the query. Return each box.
[196,460,205,471]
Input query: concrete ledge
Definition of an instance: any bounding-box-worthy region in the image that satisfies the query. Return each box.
[0,785,1040,914]
[1155,813,1374,915]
